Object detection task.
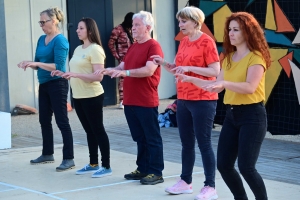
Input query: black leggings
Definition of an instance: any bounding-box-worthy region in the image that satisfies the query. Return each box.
[73,94,110,168]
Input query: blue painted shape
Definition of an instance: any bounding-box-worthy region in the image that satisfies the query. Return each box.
[217,46,223,54]
[265,30,296,47]
[199,1,227,18]
[245,0,255,8]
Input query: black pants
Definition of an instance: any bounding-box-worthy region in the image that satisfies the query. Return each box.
[124,106,164,176]
[217,102,268,200]
[39,78,74,159]
[73,94,110,168]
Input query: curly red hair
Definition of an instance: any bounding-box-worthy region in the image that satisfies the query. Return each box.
[222,12,271,69]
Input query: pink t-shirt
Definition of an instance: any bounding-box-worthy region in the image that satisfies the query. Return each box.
[176,33,219,100]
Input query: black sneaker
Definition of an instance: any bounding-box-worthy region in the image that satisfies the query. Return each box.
[140,174,164,185]
[30,155,54,165]
[56,159,75,172]
[124,169,147,180]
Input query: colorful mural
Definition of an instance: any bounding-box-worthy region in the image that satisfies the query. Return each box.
[176,0,300,135]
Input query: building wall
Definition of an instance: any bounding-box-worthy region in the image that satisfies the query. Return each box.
[152,0,177,99]
[0,0,9,113]
[4,0,68,110]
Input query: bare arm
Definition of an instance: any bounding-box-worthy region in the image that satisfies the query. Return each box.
[63,64,105,82]
[223,65,264,94]
[203,65,264,94]
[108,60,159,78]
[151,55,176,74]
[18,61,56,71]
[126,60,158,77]
[185,62,220,77]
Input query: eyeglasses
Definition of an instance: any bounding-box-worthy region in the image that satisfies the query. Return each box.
[38,19,51,26]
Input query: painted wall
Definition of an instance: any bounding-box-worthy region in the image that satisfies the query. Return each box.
[4,0,68,111]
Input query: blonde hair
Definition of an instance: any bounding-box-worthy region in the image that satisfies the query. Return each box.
[176,6,205,29]
[40,7,64,27]
[133,11,154,33]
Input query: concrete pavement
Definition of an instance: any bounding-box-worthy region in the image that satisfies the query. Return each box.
[3,99,300,199]
[0,144,300,199]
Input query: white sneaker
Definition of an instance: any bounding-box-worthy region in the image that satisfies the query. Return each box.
[119,101,124,109]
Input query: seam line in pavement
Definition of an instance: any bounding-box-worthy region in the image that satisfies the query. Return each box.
[0,188,18,193]
[0,182,65,200]
[50,171,204,195]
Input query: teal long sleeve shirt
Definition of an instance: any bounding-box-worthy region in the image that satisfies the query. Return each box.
[34,34,69,84]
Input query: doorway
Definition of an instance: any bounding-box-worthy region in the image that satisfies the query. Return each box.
[67,0,151,106]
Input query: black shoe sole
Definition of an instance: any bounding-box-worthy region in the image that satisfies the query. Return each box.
[140,178,164,185]
[30,161,54,165]
[124,176,144,180]
[56,166,75,172]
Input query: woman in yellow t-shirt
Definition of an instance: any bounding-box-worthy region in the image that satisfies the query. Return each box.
[51,18,111,178]
[176,12,271,200]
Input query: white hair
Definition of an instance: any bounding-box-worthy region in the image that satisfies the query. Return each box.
[132,10,154,33]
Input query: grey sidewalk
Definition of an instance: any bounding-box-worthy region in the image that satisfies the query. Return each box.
[2,99,300,199]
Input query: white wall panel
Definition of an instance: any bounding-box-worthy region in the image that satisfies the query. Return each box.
[5,0,68,110]
[152,0,176,99]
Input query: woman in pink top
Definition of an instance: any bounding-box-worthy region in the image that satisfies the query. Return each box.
[152,6,220,200]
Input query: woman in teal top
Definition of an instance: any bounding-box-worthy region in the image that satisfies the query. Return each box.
[18,7,74,172]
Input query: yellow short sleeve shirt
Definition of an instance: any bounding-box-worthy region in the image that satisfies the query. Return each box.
[223,51,267,105]
[69,44,105,98]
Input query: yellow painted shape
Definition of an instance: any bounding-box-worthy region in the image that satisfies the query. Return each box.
[265,49,287,103]
[213,5,231,42]
[265,0,277,30]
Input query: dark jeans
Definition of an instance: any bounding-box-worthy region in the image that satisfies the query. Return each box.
[177,100,217,187]
[39,78,74,159]
[124,105,164,176]
[73,94,110,168]
[217,102,268,200]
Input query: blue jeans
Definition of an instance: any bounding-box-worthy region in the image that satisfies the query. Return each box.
[217,102,267,200]
[39,78,74,159]
[177,100,217,187]
[124,106,164,176]
[73,94,110,168]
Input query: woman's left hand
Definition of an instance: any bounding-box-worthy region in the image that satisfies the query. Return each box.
[174,73,192,83]
[51,70,65,77]
[61,72,78,80]
[17,61,33,71]
[202,81,225,93]
[23,61,39,69]
[171,66,190,74]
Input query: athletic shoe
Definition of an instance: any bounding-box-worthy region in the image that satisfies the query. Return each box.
[91,167,112,178]
[76,164,99,175]
[165,179,193,194]
[195,186,218,200]
[140,174,164,185]
[124,169,147,180]
[56,159,75,172]
[30,155,54,165]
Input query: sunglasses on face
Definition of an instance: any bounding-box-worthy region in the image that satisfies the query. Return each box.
[38,19,51,26]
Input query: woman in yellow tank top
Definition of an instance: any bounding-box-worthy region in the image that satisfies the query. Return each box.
[176,12,271,200]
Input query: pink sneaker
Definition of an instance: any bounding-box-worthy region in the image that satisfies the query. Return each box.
[195,186,218,200]
[165,179,193,194]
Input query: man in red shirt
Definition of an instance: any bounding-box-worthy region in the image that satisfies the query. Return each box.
[95,11,164,185]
